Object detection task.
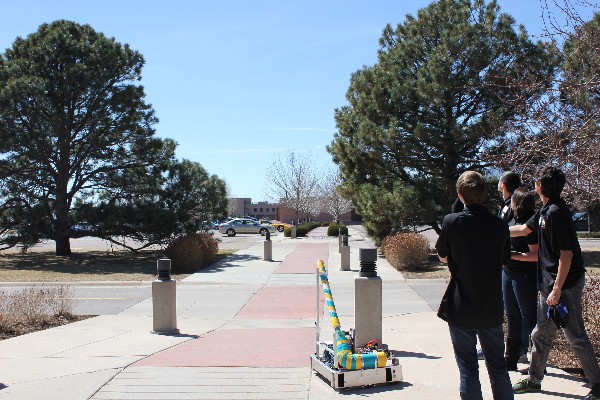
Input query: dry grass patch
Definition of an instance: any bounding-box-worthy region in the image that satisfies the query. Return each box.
[397,253,450,279]
[0,286,91,340]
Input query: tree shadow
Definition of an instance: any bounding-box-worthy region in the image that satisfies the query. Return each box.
[0,250,161,276]
[0,250,261,279]
[194,253,262,274]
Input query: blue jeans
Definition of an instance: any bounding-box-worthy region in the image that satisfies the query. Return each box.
[502,268,538,359]
[449,324,514,400]
[529,275,600,385]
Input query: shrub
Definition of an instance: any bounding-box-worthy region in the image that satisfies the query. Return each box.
[0,286,74,334]
[48,286,74,316]
[547,275,600,375]
[327,222,348,236]
[283,222,322,237]
[164,232,219,274]
[381,233,430,271]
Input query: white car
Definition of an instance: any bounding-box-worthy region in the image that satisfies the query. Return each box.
[218,218,276,237]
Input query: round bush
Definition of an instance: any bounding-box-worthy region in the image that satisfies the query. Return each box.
[164,232,219,274]
[381,233,429,271]
[327,223,348,236]
[283,222,321,237]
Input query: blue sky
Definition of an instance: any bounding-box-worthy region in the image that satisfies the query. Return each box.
[0,1,592,201]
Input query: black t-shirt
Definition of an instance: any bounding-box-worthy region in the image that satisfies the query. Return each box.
[506,215,538,272]
[436,204,510,329]
[525,197,585,292]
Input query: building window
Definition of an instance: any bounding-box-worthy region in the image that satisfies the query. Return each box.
[254,208,257,212]
[272,208,275,212]
[260,208,263,212]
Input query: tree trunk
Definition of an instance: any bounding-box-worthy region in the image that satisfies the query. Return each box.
[55,235,72,256]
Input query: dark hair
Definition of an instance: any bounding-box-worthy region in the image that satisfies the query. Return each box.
[456,171,486,205]
[511,188,536,223]
[536,166,566,199]
[500,171,521,193]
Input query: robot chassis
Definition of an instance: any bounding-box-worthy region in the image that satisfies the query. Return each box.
[310,260,403,390]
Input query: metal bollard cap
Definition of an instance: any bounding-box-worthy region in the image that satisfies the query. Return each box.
[157,258,172,281]
[358,248,377,277]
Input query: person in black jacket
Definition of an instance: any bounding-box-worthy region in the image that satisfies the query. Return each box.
[503,188,538,370]
[436,171,513,400]
[498,171,521,224]
[510,166,600,400]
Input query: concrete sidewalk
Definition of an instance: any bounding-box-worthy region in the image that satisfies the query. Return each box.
[0,227,593,399]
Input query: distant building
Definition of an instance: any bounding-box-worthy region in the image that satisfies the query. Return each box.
[276,203,359,224]
[228,198,277,220]
[228,197,360,224]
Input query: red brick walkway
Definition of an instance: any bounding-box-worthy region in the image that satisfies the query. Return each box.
[274,242,329,274]
[136,238,329,368]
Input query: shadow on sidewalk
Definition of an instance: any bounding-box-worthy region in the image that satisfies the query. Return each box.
[328,380,411,395]
[390,349,441,360]
[200,253,262,274]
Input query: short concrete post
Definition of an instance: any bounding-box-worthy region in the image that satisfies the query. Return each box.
[291,225,297,239]
[340,244,350,271]
[354,248,381,348]
[152,259,179,334]
[263,230,272,261]
[338,229,343,253]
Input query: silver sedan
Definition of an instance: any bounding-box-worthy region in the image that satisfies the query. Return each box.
[218,218,276,237]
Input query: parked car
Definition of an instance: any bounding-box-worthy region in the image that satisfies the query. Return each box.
[259,219,292,233]
[218,218,276,237]
[572,212,589,231]
[212,219,232,230]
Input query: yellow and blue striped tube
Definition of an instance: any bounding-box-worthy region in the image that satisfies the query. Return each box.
[318,260,387,370]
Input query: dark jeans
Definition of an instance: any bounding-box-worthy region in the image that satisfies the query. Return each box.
[449,324,514,400]
[529,275,600,385]
[502,268,538,359]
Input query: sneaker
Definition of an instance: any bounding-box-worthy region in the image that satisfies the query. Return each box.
[584,383,600,400]
[477,348,484,360]
[513,378,541,394]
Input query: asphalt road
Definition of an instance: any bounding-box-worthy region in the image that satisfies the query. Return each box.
[0,284,151,315]
[2,228,596,316]
[1,231,274,316]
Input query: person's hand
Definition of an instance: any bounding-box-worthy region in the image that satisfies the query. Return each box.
[547,287,562,306]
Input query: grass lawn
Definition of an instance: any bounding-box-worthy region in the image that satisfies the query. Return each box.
[0,249,234,282]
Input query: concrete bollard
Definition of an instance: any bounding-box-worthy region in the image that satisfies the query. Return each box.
[340,244,350,271]
[152,259,179,334]
[338,230,343,253]
[291,225,297,239]
[263,230,272,261]
[354,248,381,348]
